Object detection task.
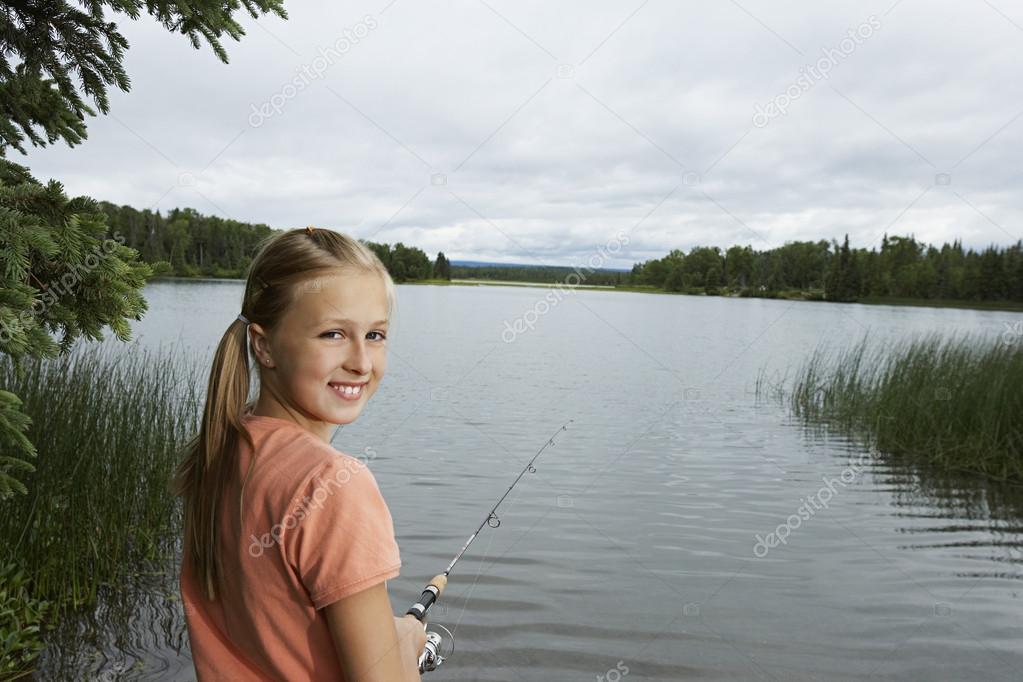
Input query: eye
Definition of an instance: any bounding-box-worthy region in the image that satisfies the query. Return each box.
[320,330,386,341]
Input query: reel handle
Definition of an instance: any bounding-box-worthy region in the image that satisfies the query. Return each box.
[405,573,447,622]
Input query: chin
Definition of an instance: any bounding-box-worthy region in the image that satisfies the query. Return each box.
[332,407,364,424]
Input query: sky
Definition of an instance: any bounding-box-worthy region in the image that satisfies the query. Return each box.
[16,0,1023,269]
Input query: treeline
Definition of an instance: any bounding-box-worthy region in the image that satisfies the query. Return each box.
[99,203,273,278]
[98,203,451,283]
[99,200,1022,303]
[450,264,629,286]
[630,235,1023,302]
[825,235,1023,302]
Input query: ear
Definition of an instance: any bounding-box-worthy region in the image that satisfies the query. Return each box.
[248,323,275,368]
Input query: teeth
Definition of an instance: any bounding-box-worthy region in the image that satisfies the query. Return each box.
[331,383,362,397]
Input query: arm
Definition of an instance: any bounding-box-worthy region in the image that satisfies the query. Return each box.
[324,581,426,682]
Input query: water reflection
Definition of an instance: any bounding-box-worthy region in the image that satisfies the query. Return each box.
[38,564,190,681]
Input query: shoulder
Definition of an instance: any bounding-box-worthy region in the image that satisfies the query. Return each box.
[241,420,372,515]
[249,423,386,514]
[246,421,343,481]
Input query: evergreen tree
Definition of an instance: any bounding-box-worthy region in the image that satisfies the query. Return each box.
[825,238,842,300]
[0,0,287,155]
[1008,241,1023,301]
[825,235,859,301]
[433,251,451,280]
[0,0,285,497]
[845,244,862,298]
[0,161,151,497]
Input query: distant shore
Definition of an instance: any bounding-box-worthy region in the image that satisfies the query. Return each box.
[404,279,1023,312]
[149,276,1023,313]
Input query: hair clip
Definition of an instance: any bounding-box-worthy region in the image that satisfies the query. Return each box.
[305,226,316,235]
[255,276,270,290]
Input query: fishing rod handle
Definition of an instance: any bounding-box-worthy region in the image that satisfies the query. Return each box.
[405,574,448,622]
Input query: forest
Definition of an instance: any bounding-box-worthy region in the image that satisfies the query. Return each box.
[628,234,1023,302]
[98,203,443,283]
[98,202,1021,304]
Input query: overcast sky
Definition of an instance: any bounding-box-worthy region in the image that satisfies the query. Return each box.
[17,0,1023,268]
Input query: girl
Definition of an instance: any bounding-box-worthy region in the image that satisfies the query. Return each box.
[174,226,427,681]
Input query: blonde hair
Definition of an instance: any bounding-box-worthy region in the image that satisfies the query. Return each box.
[172,227,396,600]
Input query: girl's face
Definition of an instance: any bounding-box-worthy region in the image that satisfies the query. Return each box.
[250,269,389,442]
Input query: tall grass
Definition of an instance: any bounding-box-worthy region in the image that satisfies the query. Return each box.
[772,331,1023,480]
[0,341,202,610]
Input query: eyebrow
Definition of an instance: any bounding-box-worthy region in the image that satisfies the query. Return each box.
[317,317,389,327]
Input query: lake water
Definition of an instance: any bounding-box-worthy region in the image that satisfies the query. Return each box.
[41,280,1023,681]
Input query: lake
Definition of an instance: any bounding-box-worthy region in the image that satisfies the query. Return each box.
[41,280,1023,681]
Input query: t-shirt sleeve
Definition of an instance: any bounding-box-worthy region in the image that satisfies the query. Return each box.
[285,455,402,610]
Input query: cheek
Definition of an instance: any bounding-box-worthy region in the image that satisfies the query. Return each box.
[287,354,329,384]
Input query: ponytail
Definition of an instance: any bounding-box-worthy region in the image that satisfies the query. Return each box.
[172,315,254,600]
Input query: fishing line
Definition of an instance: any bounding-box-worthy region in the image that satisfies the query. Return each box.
[404,418,573,673]
[450,519,498,636]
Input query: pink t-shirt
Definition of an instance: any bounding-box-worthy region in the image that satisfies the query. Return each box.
[180,414,402,681]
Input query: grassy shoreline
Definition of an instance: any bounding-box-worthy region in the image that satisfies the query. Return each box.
[760,332,1023,480]
[0,341,201,677]
[0,341,199,605]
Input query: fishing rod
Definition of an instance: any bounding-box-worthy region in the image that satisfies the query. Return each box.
[405,419,573,674]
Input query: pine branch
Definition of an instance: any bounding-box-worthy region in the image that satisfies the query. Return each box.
[0,0,287,155]
[0,159,151,496]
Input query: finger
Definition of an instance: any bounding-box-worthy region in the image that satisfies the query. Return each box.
[403,613,427,629]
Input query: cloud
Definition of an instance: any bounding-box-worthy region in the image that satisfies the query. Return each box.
[17,0,1023,267]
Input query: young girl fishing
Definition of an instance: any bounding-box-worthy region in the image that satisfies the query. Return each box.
[174,226,427,681]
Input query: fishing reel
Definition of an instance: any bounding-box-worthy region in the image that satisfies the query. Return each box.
[407,573,454,674]
[418,622,454,673]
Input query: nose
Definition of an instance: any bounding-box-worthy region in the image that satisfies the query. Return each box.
[343,338,372,376]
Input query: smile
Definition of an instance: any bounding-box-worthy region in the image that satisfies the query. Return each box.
[328,382,366,401]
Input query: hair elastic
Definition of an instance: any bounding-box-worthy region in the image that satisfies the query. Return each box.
[237,314,250,325]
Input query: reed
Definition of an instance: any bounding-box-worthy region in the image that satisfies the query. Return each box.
[0,341,201,610]
[778,331,1023,480]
